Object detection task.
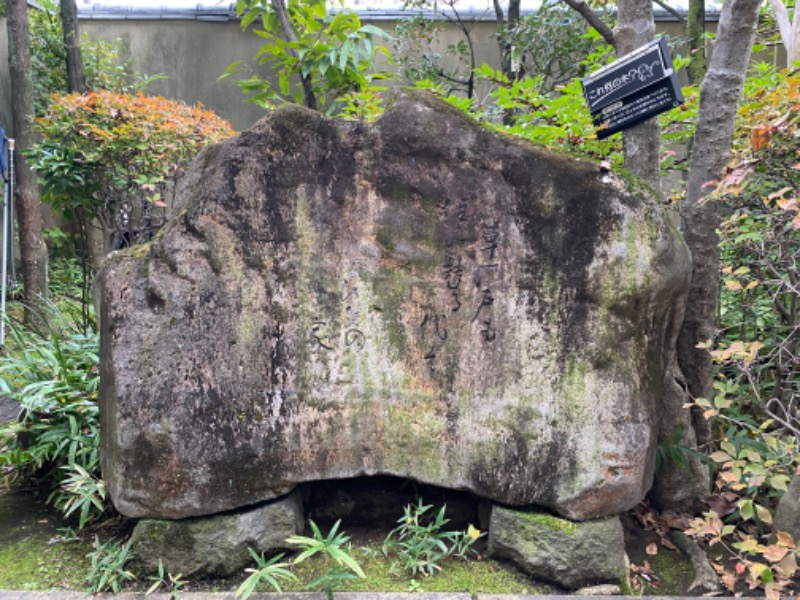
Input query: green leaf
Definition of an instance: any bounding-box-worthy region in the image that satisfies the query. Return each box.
[339,39,352,72]
[358,24,389,38]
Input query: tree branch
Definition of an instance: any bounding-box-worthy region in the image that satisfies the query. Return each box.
[270,0,317,111]
[560,0,615,47]
[491,0,504,24]
[653,0,685,23]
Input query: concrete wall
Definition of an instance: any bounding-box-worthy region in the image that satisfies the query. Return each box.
[0,13,785,134]
[77,17,504,131]
[0,14,703,133]
[82,19,271,131]
[79,18,694,132]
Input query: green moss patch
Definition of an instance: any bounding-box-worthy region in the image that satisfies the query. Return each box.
[510,509,578,535]
[275,542,552,595]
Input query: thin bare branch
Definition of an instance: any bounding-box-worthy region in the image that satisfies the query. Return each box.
[653,0,685,23]
[560,0,615,47]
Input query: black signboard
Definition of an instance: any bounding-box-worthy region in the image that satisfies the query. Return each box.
[593,71,683,139]
[581,37,684,139]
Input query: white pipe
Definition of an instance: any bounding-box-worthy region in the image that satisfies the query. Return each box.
[7,139,14,290]
[0,138,10,348]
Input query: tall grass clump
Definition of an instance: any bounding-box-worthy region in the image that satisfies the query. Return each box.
[0,302,106,528]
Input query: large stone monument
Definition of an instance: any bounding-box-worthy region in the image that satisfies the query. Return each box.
[99,91,690,527]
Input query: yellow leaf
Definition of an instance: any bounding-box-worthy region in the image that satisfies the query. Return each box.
[756,504,774,525]
[725,279,743,290]
[739,538,761,553]
[777,551,798,578]
[765,582,781,600]
[743,449,763,463]
[710,451,733,463]
[467,524,481,541]
[777,531,795,548]
[745,280,759,290]
[770,475,790,492]
[739,499,755,521]
[748,561,772,582]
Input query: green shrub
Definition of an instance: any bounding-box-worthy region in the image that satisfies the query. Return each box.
[288,520,365,600]
[86,536,136,593]
[382,500,483,577]
[0,303,105,528]
[222,0,392,114]
[25,91,234,277]
[683,65,800,600]
[29,0,160,115]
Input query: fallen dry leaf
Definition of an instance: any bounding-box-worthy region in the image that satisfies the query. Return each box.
[646,543,658,556]
[706,491,740,517]
[720,570,738,592]
[762,544,789,563]
[751,123,772,151]
[776,531,795,547]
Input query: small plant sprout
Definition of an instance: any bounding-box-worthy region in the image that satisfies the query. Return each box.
[235,550,297,599]
[287,520,366,600]
[85,536,136,593]
[146,559,187,600]
[382,499,484,576]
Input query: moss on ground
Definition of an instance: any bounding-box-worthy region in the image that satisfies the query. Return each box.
[0,488,549,595]
[619,547,695,596]
[0,536,92,590]
[0,491,93,590]
[276,543,551,595]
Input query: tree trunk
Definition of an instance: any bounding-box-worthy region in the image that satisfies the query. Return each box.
[613,0,661,192]
[768,0,800,64]
[7,0,49,318]
[677,0,761,427]
[60,0,86,93]
[270,0,317,111]
[612,0,710,512]
[686,0,707,84]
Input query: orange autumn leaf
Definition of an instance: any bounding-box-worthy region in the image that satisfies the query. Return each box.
[725,279,743,291]
[751,123,772,151]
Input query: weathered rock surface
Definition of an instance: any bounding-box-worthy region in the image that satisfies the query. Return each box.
[0,396,20,425]
[487,505,627,589]
[774,475,800,542]
[99,90,691,520]
[131,491,303,577]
